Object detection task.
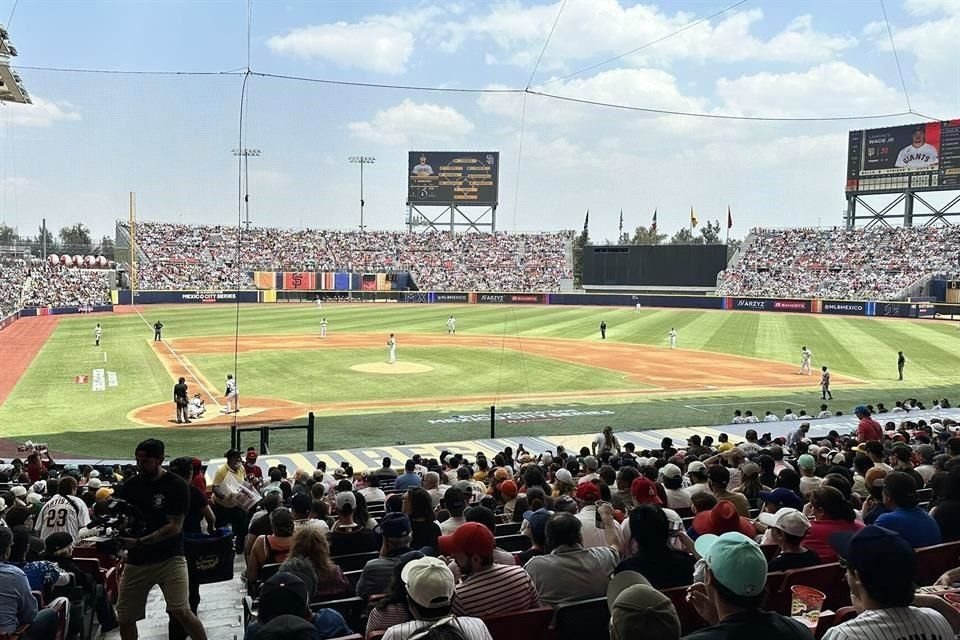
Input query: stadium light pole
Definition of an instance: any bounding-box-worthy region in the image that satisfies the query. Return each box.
[349,156,375,232]
[232,148,261,232]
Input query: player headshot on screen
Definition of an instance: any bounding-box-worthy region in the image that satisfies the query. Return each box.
[895,128,938,168]
[412,155,433,176]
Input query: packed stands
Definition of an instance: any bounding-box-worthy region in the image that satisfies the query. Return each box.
[123,222,572,292]
[5,392,960,640]
[717,227,960,300]
[1,259,111,313]
[0,259,28,316]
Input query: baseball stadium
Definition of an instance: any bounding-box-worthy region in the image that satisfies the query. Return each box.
[2,2,960,640]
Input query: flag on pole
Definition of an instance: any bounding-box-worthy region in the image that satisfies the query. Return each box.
[690,206,699,228]
[583,209,589,233]
[651,209,657,232]
[727,206,733,230]
[618,209,623,237]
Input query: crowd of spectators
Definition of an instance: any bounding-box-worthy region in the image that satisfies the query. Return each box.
[4,394,960,640]
[717,227,960,300]
[123,222,572,292]
[0,258,111,313]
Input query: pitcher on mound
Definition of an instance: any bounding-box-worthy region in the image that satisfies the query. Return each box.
[387,334,397,364]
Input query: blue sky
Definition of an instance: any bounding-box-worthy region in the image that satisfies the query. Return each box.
[1,0,958,243]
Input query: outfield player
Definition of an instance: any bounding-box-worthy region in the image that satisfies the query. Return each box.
[897,350,906,381]
[635,302,642,313]
[94,323,102,347]
[668,328,677,349]
[820,365,833,400]
[387,334,397,364]
[446,315,456,334]
[600,321,607,340]
[320,318,328,339]
[223,374,239,413]
[799,346,812,375]
[315,297,322,309]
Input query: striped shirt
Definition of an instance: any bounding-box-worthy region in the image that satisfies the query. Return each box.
[821,607,954,640]
[36,495,90,540]
[383,616,492,640]
[366,603,411,636]
[452,564,539,618]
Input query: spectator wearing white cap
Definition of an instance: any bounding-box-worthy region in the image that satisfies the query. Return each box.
[660,464,692,510]
[382,557,492,640]
[578,456,600,485]
[755,508,820,572]
[684,532,811,639]
[686,462,711,498]
[552,468,575,498]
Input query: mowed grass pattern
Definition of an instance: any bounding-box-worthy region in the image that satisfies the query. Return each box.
[0,303,958,458]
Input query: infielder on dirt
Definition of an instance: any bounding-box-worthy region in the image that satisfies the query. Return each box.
[320,318,328,339]
[668,328,677,349]
[799,346,812,375]
[446,316,456,334]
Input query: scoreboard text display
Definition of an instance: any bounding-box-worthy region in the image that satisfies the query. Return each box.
[408,151,499,206]
[846,120,960,194]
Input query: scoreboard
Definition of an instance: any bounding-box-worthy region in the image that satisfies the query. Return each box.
[846,120,960,194]
[408,151,499,206]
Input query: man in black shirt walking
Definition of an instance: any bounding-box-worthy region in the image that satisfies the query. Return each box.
[173,377,190,424]
[897,351,906,381]
[114,439,207,640]
[600,320,607,340]
[154,321,164,341]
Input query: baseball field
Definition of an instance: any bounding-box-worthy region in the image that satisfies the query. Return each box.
[1,302,958,461]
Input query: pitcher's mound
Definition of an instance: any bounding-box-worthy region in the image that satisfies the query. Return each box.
[351,362,434,374]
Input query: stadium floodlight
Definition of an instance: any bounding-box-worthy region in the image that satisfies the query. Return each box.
[348,156,376,232]
[0,64,31,105]
[232,148,261,231]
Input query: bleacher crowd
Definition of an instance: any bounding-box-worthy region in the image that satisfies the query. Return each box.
[717,227,960,300]
[3,398,960,640]
[0,259,111,314]
[123,222,572,292]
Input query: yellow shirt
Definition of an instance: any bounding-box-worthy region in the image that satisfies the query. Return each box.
[212,463,247,506]
[717,442,734,453]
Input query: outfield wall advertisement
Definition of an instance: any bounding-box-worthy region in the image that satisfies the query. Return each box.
[117,290,261,304]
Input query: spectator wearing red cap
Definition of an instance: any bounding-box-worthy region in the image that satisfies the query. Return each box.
[524,509,620,606]
[498,480,519,520]
[690,501,756,541]
[439,522,539,618]
[574,481,624,550]
[243,448,263,489]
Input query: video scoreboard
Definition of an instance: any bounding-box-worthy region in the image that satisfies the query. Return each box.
[846,120,960,194]
[407,151,499,206]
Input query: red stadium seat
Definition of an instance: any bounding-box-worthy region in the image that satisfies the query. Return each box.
[484,606,553,640]
[662,585,707,635]
[915,540,960,586]
[768,563,847,614]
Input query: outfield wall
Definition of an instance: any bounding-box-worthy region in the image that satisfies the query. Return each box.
[104,288,948,319]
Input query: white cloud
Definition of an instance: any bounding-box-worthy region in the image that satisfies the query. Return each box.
[5,97,81,127]
[267,20,414,74]
[440,1,855,72]
[715,62,903,117]
[348,99,475,145]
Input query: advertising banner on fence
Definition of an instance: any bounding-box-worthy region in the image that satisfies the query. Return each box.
[282,272,316,290]
[119,290,261,304]
[816,300,868,316]
[475,293,544,304]
[433,293,469,303]
[724,297,811,312]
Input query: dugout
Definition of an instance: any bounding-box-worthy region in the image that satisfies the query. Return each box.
[582,244,729,293]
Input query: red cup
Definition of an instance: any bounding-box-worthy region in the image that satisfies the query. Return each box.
[791,585,826,629]
[943,592,960,612]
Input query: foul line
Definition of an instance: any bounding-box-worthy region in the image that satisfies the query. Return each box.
[684,400,806,413]
[131,305,222,407]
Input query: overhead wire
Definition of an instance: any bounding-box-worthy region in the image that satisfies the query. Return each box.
[538,0,749,86]
[879,0,912,113]
[526,0,568,89]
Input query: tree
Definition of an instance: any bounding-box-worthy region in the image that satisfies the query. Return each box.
[59,223,92,254]
[0,223,16,244]
[699,219,722,245]
[36,225,58,253]
[628,225,668,245]
[572,211,590,288]
[96,235,116,260]
[670,227,695,244]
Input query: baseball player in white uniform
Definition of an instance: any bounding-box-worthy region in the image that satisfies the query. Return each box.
[895,128,939,168]
[320,318,328,339]
[315,297,322,309]
[387,334,397,364]
[94,323,102,347]
[223,374,239,413]
[635,302,642,313]
[37,482,91,541]
[799,346,812,375]
[446,316,456,334]
[668,328,678,349]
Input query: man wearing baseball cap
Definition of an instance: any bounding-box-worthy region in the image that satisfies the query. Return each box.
[685,532,810,639]
[382,557,492,640]
[575,481,623,549]
[756,508,820,572]
[660,463,692,510]
[524,511,620,606]
[873,471,941,548]
[686,461,711,498]
[824,526,954,640]
[357,512,413,600]
[440,522,539,618]
[607,571,681,640]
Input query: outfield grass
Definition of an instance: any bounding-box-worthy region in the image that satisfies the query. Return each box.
[1,303,959,460]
